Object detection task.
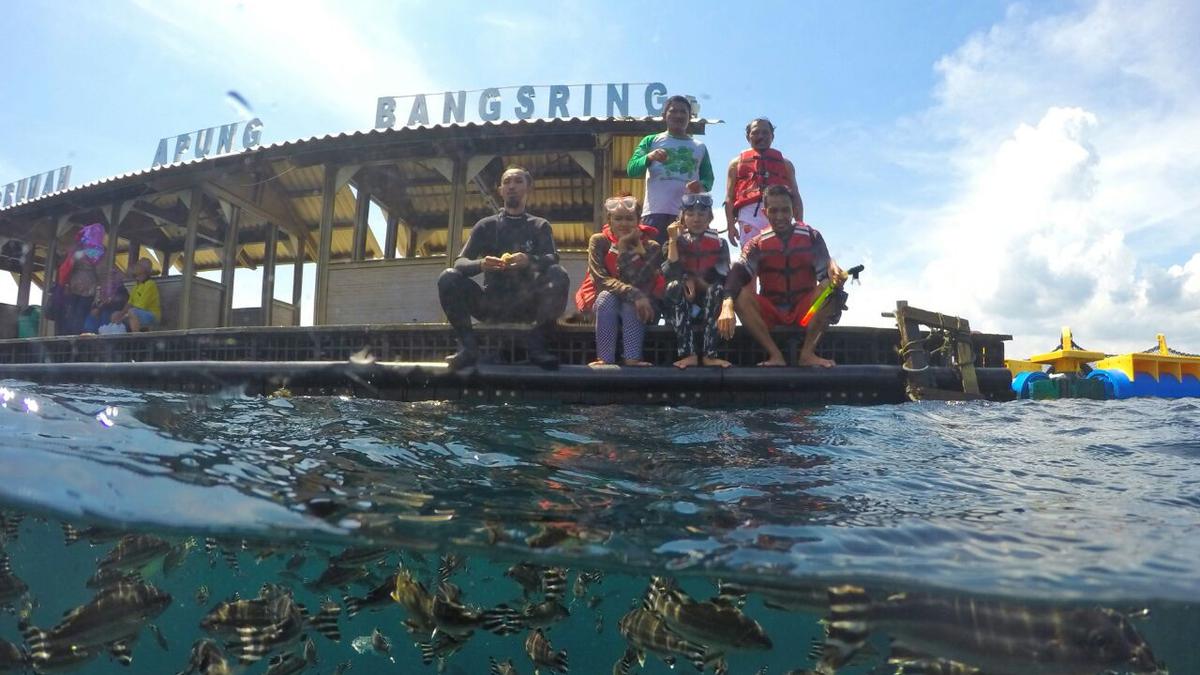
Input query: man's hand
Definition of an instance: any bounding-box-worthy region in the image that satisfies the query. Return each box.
[646,148,668,163]
[828,259,848,287]
[666,222,682,242]
[685,180,702,194]
[717,298,737,339]
[728,223,740,246]
[481,256,507,271]
[634,297,655,324]
[503,252,531,270]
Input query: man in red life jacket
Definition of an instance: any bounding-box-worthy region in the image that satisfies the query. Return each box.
[718,184,847,367]
[724,118,803,249]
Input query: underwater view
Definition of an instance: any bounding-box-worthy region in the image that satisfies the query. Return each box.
[0,382,1197,674]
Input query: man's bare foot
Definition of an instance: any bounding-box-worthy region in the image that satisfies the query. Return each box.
[701,356,732,368]
[673,354,699,369]
[757,356,787,367]
[798,353,835,368]
[622,358,653,367]
[589,359,615,367]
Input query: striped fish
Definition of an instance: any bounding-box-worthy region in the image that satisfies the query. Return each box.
[390,568,436,635]
[617,607,708,671]
[542,567,568,602]
[611,646,637,675]
[437,553,465,585]
[343,573,397,617]
[524,628,568,674]
[0,512,22,542]
[264,651,307,675]
[418,631,467,666]
[0,552,29,608]
[176,639,232,675]
[308,598,342,642]
[643,577,772,652]
[0,639,28,672]
[432,582,522,637]
[814,585,1164,675]
[331,546,391,569]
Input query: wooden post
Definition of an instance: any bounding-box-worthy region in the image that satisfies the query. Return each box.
[314,164,337,325]
[178,187,202,330]
[261,222,278,326]
[157,250,170,277]
[39,235,58,336]
[895,301,935,399]
[218,206,241,327]
[592,142,611,231]
[407,226,418,259]
[127,239,141,271]
[384,210,398,260]
[290,232,304,326]
[351,185,370,262]
[446,157,467,261]
[16,240,35,311]
[102,199,123,288]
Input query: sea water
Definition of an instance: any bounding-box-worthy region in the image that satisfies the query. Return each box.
[0,381,1197,674]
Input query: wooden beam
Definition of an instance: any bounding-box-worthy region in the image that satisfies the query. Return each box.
[446,157,467,262]
[290,232,304,326]
[314,164,337,325]
[38,236,58,336]
[219,206,241,327]
[261,222,278,326]
[178,187,202,329]
[16,240,35,311]
[126,239,141,271]
[202,180,310,246]
[384,210,399,260]
[351,185,370,262]
[260,176,320,256]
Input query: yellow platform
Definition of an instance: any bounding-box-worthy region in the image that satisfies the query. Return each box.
[1023,328,1107,374]
[1094,334,1200,382]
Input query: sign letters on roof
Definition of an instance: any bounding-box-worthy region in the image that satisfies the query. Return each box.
[375,82,691,129]
[151,118,264,168]
[1,166,71,209]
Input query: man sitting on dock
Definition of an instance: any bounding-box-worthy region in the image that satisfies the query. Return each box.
[717,185,847,367]
[437,166,569,370]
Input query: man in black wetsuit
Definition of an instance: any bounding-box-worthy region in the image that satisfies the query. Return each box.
[437,166,569,369]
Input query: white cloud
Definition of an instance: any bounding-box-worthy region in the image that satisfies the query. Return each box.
[128,0,437,133]
[863,0,1200,358]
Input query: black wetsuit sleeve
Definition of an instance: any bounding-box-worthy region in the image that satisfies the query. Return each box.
[531,219,559,273]
[453,217,493,277]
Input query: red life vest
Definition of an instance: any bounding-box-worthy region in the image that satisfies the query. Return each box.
[677,230,725,278]
[575,223,663,312]
[755,225,817,309]
[732,148,789,212]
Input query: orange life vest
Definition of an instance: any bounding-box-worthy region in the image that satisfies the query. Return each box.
[756,225,817,309]
[732,148,789,212]
[575,224,663,312]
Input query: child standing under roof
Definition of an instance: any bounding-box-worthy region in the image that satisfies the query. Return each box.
[663,193,732,368]
[626,95,714,245]
[576,195,664,367]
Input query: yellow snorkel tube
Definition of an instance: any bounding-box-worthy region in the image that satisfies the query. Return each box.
[800,264,864,327]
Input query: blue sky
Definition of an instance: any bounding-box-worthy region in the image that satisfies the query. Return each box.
[2,0,1198,356]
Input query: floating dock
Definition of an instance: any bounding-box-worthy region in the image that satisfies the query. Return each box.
[0,321,1015,405]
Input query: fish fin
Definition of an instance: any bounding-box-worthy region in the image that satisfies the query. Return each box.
[554,648,569,673]
[417,641,435,665]
[109,640,133,666]
[480,604,524,635]
[342,594,362,618]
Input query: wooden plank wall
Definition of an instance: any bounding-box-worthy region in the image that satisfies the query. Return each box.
[326,252,590,324]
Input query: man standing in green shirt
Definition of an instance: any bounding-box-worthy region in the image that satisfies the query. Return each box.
[626,95,714,244]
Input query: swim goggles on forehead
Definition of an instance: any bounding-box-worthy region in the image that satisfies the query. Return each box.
[604,196,638,211]
[681,193,714,209]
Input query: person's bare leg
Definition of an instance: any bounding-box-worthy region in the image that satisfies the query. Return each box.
[127,311,140,332]
[798,303,835,368]
[733,287,786,366]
